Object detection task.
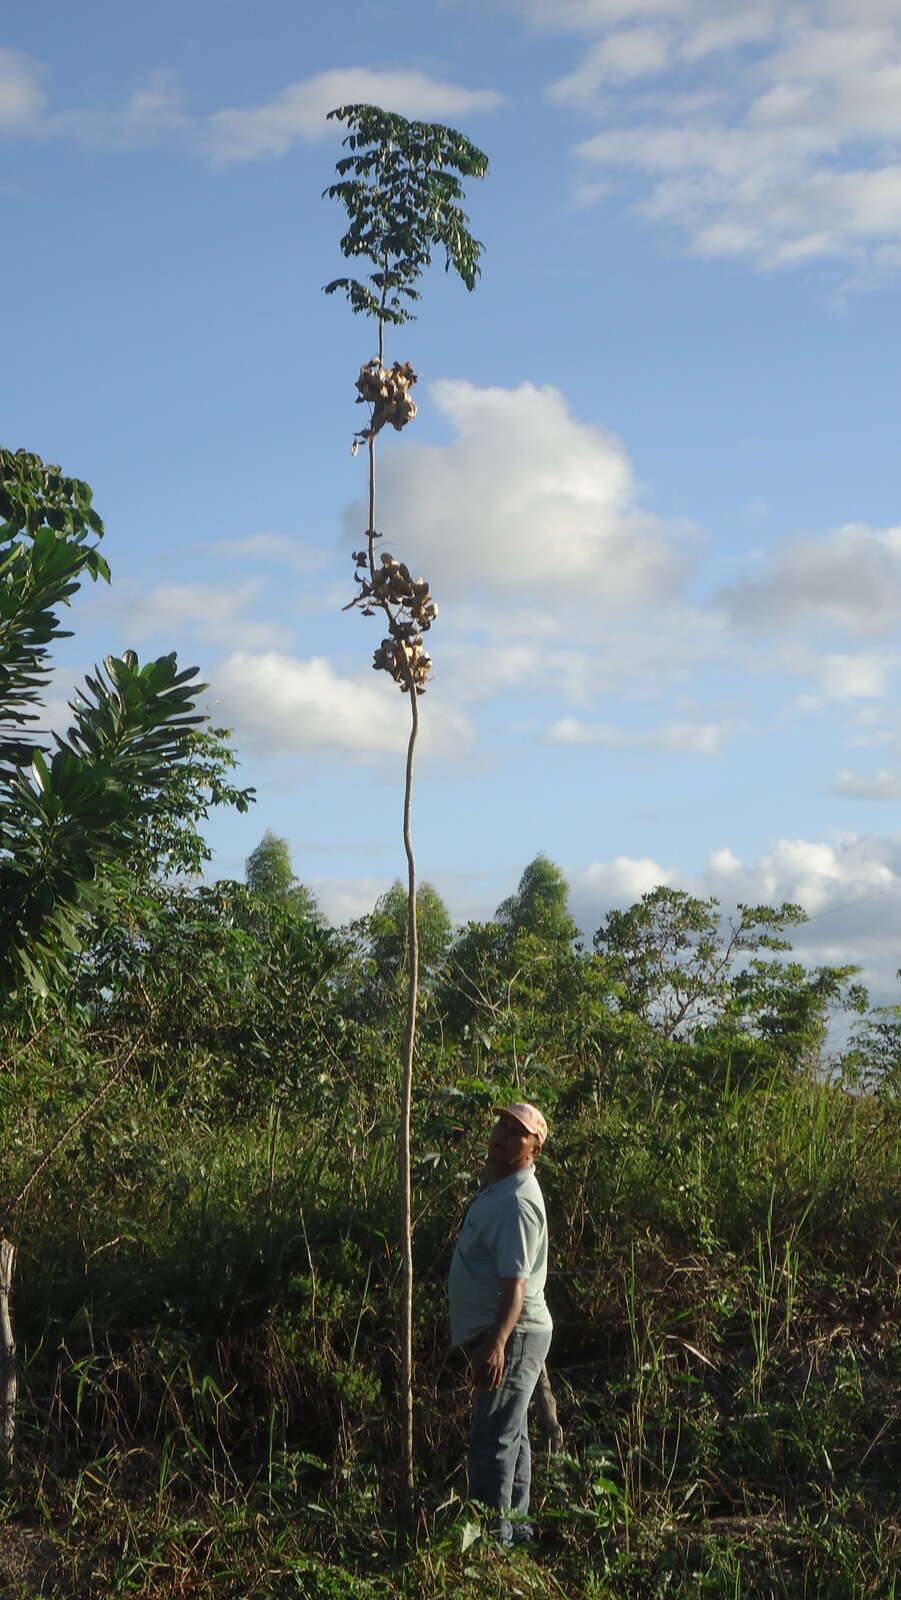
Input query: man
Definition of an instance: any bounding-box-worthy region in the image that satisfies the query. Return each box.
[447,1101,553,1547]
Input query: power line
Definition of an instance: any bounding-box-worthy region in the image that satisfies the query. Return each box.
[800,883,901,927]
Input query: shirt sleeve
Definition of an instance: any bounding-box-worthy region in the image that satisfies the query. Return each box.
[495,1197,544,1278]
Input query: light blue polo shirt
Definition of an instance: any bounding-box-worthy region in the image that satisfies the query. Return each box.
[448,1165,552,1347]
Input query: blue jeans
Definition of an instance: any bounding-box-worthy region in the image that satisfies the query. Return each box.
[468,1326,553,1547]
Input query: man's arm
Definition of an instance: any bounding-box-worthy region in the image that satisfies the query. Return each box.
[471,1277,526,1389]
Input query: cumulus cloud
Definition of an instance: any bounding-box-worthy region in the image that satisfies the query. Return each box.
[509,0,901,268]
[213,650,474,761]
[203,68,503,163]
[307,875,396,927]
[567,828,901,1006]
[44,67,188,149]
[778,647,895,708]
[722,524,901,635]
[0,61,500,159]
[362,379,695,614]
[347,377,901,719]
[208,532,328,573]
[832,769,901,802]
[301,828,901,1007]
[439,638,559,703]
[98,580,295,652]
[550,25,671,98]
[576,853,680,908]
[0,47,46,128]
[810,653,894,702]
[545,715,739,751]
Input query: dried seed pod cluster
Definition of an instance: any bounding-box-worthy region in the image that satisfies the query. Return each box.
[346,549,438,695]
[354,359,418,439]
[372,635,433,693]
[345,359,434,692]
[362,553,438,625]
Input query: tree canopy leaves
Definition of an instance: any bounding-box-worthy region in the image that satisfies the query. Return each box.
[322,103,488,328]
[245,829,321,922]
[0,446,250,1000]
[0,447,109,778]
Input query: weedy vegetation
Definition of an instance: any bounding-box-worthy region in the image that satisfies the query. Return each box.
[0,849,898,1597]
[0,112,898,1600]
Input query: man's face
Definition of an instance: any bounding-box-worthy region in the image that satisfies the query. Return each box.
[486,1111,539,1175]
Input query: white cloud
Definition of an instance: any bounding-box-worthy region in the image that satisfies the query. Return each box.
[308,875,395,926]
[576,853,680,909]
[516,0,901,268]
[812,654,893,702]
[0,61,499,160]
[0,47,46,127]
[517,0,691,28]
[568,827,901,1005]
[46,67,189,149]
[116,68,188,138]
[213,650,474,761]
[345,375,900,720]
[722,525,901,635]
[439,639,549,703]
[303,826,901,1004]
[89,579,294,652]
[208,532,328,573]
[780,648,895,707]
[203,68,503,163]
[832,769,901,802]
[362,379,695,612]
[545,715,739,751]
[549,26,671,101]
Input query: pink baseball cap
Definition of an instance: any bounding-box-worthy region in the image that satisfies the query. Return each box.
[492,1102,548,1148]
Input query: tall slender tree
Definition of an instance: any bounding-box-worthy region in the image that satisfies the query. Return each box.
[323,104,487,1495]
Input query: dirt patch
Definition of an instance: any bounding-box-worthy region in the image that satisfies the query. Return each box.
[0,1526,61,1597]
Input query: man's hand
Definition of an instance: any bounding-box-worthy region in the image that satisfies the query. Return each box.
[470,1333,507,1389]
[469,1277,528,1388]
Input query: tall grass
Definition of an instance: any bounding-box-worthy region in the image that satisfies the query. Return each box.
[0,1043,898,1597]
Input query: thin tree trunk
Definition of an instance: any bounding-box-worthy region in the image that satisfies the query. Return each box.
[0,1239,16,1477]
[367,398,419,1502]
[399,689,419,1498]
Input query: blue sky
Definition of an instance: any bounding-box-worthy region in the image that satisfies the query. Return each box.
[5,0,901,1016]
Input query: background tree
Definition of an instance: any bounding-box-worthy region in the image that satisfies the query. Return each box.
[595,888,807,1038]
[245,829,322,924]
[496,852,579,945]
[0,447,222,1000]
[246,830,295,899]
[368,880,452,987]
[842,1002,901,1097]
[324,102,487,1496]
[444,855,577,1031]
[351,879,452,1023]
[594,885,869,1082]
